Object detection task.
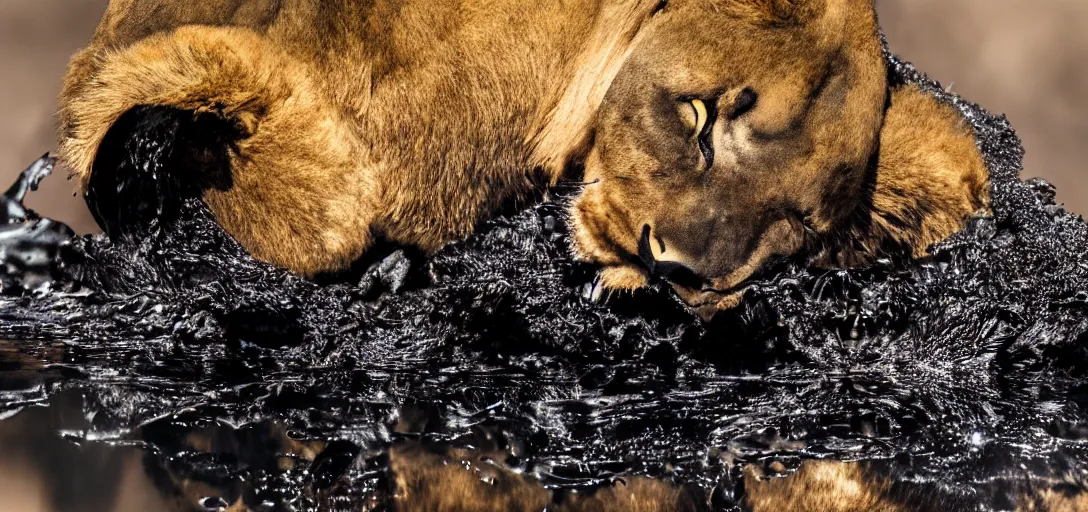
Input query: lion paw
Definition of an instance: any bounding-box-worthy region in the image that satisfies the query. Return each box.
[583,265,649,303]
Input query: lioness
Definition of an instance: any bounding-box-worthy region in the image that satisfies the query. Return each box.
[59,0,988,312]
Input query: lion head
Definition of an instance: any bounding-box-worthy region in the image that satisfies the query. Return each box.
[571,0,889,310]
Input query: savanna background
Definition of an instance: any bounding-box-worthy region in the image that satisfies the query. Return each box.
[0,1,1086,511]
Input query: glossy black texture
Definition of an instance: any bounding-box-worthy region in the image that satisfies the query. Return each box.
[0,155,74,292]
[0,52,1086,510]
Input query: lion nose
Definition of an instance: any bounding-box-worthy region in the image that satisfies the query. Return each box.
[636,224,704,289]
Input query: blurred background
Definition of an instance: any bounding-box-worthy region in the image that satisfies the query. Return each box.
[0,0,1085,235]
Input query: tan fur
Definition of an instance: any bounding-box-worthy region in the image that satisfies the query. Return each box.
[811,84,991,268]
[62,0,669,275]
[61,0,989,308]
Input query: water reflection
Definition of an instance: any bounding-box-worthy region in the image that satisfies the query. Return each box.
[1,380,1085,512]
[0,399,871,512]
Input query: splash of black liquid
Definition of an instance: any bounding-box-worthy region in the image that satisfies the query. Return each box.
[0,156,74,293]
[0,52,1086,510]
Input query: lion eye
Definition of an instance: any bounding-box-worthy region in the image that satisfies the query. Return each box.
[726,88,758,120]
[689,98,709,136]
[681,98,717,169]
[680,98,709,136]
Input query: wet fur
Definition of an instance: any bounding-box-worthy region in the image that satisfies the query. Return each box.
[59,0,989,300]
